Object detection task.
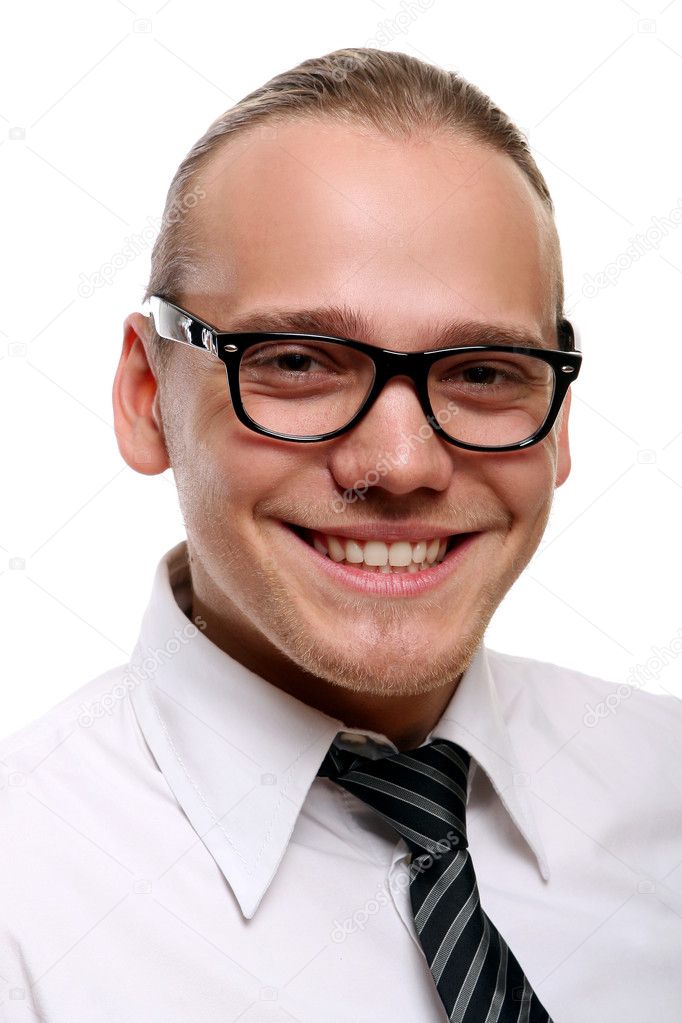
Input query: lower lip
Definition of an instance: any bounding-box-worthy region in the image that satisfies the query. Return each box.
[277,523,479,597]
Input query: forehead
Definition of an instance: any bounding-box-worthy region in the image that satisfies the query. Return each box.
[187,118,557,344]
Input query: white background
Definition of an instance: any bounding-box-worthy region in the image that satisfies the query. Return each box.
[2,0,682,736]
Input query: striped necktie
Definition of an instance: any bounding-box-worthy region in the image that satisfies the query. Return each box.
[318,736,553,1022]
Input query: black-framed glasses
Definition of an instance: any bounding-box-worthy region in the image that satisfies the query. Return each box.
[144,295,582,452]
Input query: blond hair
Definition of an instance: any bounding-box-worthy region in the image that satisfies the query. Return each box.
[144,47,564,376]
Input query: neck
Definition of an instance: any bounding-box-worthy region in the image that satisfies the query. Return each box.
[190,591,462,753]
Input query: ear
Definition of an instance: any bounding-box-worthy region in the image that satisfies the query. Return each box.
[554,388,572,488]
[112,312,170,475]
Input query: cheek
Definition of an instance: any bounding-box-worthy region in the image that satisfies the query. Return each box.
[484,441,558,529]
[179,391,308,515]
[167,382,239,512]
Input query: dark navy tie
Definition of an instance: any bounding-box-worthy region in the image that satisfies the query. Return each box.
[318,737,553,1022]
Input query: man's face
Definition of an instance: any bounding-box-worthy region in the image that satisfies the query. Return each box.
[131,119,571,698]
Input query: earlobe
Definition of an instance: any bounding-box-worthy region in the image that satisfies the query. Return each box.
[554,389,572,489]
[112,313,170,476]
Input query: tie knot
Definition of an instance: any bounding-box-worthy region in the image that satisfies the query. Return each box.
[318,737,471,856]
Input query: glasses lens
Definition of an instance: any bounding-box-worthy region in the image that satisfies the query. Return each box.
[427,351,555,447]
[239,338,375,438]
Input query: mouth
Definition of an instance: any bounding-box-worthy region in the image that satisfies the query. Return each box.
[284,523,470,574]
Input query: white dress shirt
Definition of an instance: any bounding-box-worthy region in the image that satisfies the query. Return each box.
[1,539,681,1022]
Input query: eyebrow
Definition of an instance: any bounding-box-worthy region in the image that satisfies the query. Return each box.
[223,305,552,350]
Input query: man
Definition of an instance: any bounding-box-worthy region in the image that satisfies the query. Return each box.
[1,47,680,1023]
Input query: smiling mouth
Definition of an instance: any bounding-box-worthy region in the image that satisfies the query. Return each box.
[285,524,469,573]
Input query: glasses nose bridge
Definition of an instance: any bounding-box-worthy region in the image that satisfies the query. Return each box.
[351,347,436,438]
[361,348,433,429]
[345,347,444,459]
[372,347,428,395]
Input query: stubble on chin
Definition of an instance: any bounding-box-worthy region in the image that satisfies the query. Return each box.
[248,548,505,698]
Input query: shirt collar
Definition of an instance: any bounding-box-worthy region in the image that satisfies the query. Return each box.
[129,540,550,920]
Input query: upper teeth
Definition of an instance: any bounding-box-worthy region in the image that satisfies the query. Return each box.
[310,532,448,569]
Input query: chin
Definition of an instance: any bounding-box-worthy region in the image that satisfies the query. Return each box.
[289,622,484,698]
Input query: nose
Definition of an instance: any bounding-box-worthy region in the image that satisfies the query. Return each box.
[326,374,455,498]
